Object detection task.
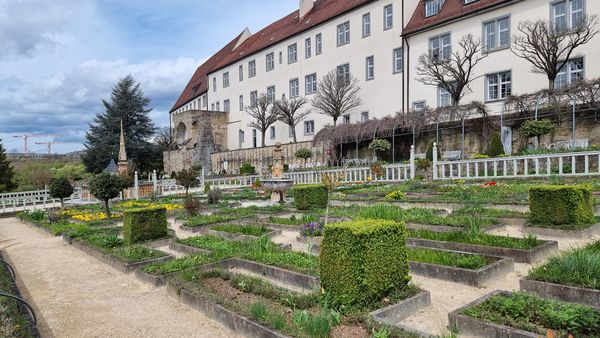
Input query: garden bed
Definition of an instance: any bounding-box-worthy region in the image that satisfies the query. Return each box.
[407,247,514,287]
[70,238,174,273]
[168,241,212,255]
[448,291,600,338]
[295,235,323,245]
[524,222,600,239]
[206,224,281,242]
[520,278,600,309]
[369,290,431,330]
[406,232,557,263]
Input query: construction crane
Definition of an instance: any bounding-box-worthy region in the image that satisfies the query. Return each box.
[35,141,62,155]
[12,134,59,155]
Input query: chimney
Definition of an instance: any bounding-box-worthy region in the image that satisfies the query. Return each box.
[299,0,314,19]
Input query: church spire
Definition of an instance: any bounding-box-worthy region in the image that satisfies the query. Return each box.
[118,119,128,174]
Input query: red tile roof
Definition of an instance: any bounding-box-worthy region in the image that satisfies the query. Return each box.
[171,0,375,112]
[404,0,515,35]
[170,32,246,112]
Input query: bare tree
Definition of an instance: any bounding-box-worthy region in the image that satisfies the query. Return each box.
[416,34,487,107]
[245,93,278,147]
[274,97,309,143]
[513,16,599,90]
[155,126,175,151]
[311,69,362,126]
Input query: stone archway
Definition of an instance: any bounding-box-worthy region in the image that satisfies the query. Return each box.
[176,122,187,144]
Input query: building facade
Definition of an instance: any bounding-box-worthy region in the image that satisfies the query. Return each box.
[168,0,600,171]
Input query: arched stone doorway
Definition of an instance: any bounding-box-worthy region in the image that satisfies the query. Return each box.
[176,122,187,144]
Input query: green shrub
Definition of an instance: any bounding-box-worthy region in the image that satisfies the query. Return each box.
[293,184,328,210]
[529,185,595,227]
[487,132,505,157]
[520,119,555,138]
[123,207,168,245]
[320,219,410,309]
[240,162,256,175]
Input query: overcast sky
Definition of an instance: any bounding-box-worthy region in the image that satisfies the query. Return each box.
[0,0,298,154]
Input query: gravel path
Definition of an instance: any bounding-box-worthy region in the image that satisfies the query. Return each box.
[0,217,240,338]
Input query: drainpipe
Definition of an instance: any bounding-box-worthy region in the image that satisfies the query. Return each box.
[572,100,576,147]
[404,37,411,114]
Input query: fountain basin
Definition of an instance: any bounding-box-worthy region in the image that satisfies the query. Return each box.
[261,179,294,203]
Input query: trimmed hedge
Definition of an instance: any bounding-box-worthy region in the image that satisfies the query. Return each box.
[320,219,410,309]
[292,184,328,210]
[123,207,168,245]
[529,185,595,226]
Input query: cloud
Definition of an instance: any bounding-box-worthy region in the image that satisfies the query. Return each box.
[0,0,84,59]
[0,57,203,153]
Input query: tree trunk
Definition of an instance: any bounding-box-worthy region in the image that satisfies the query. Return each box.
[333,117,337,126]
[548,76,556,91]
[292,127,297,143]
[261,132,266,148]
[104,200,111,219]
[60,199,64,209]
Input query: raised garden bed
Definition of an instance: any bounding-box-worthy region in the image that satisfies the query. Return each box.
[407,247,514,287]
[70,238,174,273]
[169,241,212,255]
[524,222,600,239]
[406,231,557,263]
[370,290,431,330]
[449,291,600,338]
[520,278,600,309]
[207,224,281,242]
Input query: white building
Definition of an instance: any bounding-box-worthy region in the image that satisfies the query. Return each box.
[170,0,600,152]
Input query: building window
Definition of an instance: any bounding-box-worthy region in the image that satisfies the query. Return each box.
[343,114,351,124]
[425,0,443,17]
[252,129,257,148]
[305,73,317,94]
[438,86,453,107]
[362,13,371,37]
[289,78,300,98]
[304,120,315,135]
[239,65,244,82]
[337,63,350,84]
[239,129,245,147]
[393,48,403,73]
[216,101,220,111]
[483,17,510,51]
[239,95,244,111]
[413,101,426,111]
[556,58,584,88]
[212,77,217,92]
[384,4,393,30]
[361,112,369,122]
[366,56,375,80]
[486,71,512,101]
[223,99,230,112]
[249,60,256,78]
[279,52,283,64]
[250,91,258,106]
[266,53,275,71]
[429,33,451,61]
[553,0,585,31]
[316,33,323,55]
[267,86,276,102]
[288,43,298,64]
[211,103,215,110]
[223,72,229,88]
[337,21,350,46]
[305,38,312,58]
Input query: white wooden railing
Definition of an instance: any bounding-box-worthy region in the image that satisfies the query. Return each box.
[432,143,600,180]
[159,173,260,196]
[0,187,90,214]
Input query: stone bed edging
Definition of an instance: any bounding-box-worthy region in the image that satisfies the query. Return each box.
[448,290,541,338]
[205,227,282,242]
[524,223,600,239]
[406,237,558,264]
[520,278,600,309]
[69,239,174,273]
[369,290,434,338]
[135,260,226,287]
[407,247,514,287]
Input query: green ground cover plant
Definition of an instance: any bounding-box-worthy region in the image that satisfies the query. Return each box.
[267,214,319,226]
[528,241,600,290]
[407,247,489,270]
[462,292,600,337]
[529,185,596,229]
[407,229,541,250]
[451,205,529,219]
[211,224,270,237]
[292,184,328,210]
[77,231,167,263]
[143,254,216,275]
[0,264,33,338]
[183,214,246,227]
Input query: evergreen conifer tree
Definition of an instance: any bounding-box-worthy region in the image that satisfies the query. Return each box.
[83,75,159,173]
[0,139,17,192]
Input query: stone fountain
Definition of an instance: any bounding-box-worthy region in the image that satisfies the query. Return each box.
[261,143,294,203]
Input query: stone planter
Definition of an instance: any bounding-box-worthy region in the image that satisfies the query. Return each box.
[370,290,432,336]
[520,278,600,309]
[448,291,542,338]
[135,260,226,287]
[206,227,281,242]
[524,223,600,239]
[169,241,212,255]
[406,237,558,264]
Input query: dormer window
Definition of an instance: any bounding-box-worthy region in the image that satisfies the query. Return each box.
[464,0,478,4]
[425,0,443,17]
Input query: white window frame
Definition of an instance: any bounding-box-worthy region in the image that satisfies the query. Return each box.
[304,120,315,135]
[425,0,443,17]
[362,13,371,37]
[239,65,244,82]
[438,86,453,107]
[366,56,375,81]
[266,53,275,72]
[250,91,258,107]
[212,77,217,92]
[552,0,585,31]
[223,72,229,88]
[239,95,244,111]
[343,114,351,124]
[393,47,403,73]
[485,71,512,101]
[429,33,451,61]
[249,60,256,78]
[289,78,300,98]
[267,85,276,102]
[337,63,350,85]
[556,57,585,88]
[223,99,230,113]
[270,126,276,140]
[384,4,393,30]
[337,21,350,46]
[361,111,369,122]
[288,43,298,64]
[305,38,312,58]
[412,101,426,111]
[483,16,510,51]
[305,73,317,94]
[316,33,323,55]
